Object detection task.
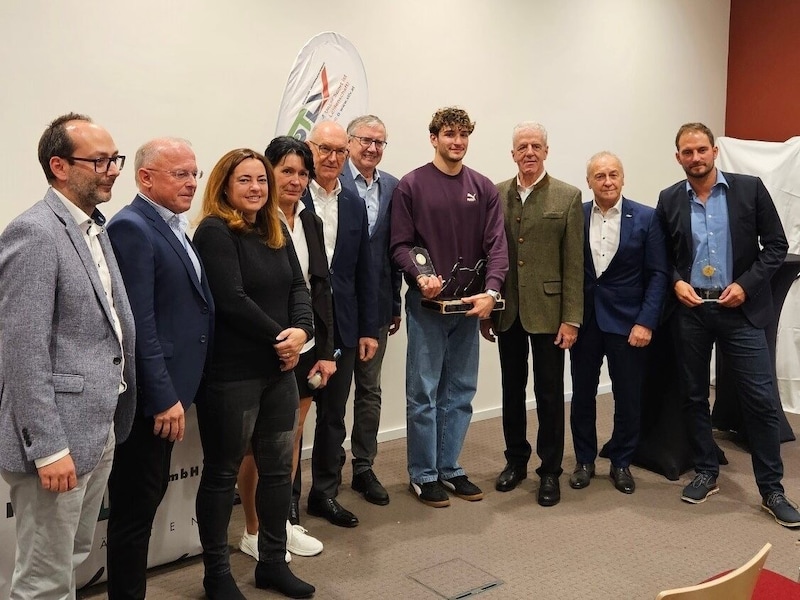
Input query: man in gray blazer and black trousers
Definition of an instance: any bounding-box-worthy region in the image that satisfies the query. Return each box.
[0,113,136,599]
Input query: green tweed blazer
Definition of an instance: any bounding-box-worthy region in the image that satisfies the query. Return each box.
[494,173,584,334]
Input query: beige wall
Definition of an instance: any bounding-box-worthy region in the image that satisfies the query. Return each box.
[0,0,731,452]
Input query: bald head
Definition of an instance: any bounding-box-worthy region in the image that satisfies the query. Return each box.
[135,137,198,214]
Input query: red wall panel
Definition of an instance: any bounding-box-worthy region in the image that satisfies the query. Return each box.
[726,0,800,141]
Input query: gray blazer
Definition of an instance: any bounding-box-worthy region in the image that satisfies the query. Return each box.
[0,189,136,476]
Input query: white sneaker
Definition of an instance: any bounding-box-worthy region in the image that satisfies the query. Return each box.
[239,529,291,563]
[286,520,323,556]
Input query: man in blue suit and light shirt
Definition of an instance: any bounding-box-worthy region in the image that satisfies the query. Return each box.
[105,138,213,599]
[568,152,668,495]
[339,115,402,506]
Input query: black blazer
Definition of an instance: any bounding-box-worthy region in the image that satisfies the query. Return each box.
[301,187,378,348]
[656,171,787,329]
[298,208,336,360]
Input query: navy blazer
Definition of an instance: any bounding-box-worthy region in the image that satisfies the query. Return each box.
[656,172,787,329]
[583,197,669,336]
[107,195,214,417]
[298,207,336,360]
[301,187,378,348]
[339,163,402,328]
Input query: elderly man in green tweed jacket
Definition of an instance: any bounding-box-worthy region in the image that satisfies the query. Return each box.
[481,121,583,507]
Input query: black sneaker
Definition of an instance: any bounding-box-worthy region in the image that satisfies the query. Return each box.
[439,475,484,501]
[681,472,719,504]
[409,481,450,507]
[762,492,800,528]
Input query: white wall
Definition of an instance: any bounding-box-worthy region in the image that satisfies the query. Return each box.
[0,0,731,452]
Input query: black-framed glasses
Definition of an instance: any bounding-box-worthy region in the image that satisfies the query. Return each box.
[351,136,388,150]
[308,141,349,159]
[64,155,126,173]
[145,168,204,182]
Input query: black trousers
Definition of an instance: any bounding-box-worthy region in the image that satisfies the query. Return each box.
[107,413,175,600]
[497,317,566,477]
[196,373,297,576]
[310,346,357,500]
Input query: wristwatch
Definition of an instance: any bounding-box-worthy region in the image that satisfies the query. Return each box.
[485,289,501,303]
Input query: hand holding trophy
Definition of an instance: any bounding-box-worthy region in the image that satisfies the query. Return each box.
[409,246,504,315]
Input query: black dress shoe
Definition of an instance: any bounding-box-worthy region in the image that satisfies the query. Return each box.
[255,560,315,598]
[568,463,595,490]
[495,463,527,492]
[307,496,359,527]
[352,469,390,505]
[289,496,300,526]
[537,474,560,506]
[610,466,635,494]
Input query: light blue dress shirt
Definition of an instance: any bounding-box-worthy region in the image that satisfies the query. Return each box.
[687,170,733,289]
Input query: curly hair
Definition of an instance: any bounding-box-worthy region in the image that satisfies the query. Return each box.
[428,107,475,136]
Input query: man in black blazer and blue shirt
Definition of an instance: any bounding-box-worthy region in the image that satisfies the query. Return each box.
[106,138,213,598]
[339,115,402,506]
[656,122,800,528]
[302,120,378,527]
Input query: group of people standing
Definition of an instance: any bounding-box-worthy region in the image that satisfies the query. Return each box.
[0,108,797,600]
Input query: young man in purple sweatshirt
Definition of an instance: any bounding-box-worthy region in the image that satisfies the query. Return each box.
[390,107,508,507]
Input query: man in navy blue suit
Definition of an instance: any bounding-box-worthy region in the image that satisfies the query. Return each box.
[339,115,401,506]
[106,138,213,599]
[569,152,668,495]
[302,121,378,527]
[657,123,800,527]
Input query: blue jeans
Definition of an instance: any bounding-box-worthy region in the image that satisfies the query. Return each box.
[677,303,783,496]
[405,288,479,484]
[195,373,297,575]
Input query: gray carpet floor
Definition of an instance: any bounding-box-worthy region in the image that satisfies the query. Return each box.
[79,397,800,599]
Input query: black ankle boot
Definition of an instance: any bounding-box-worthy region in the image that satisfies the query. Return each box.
[255,561,315,598]
[203,573,246,600]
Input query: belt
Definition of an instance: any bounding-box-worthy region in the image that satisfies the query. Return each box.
[693,287,722,300]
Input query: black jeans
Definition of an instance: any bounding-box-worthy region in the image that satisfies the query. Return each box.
[196,373,298,575]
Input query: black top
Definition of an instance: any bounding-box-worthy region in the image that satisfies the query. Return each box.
[193,216,313,381]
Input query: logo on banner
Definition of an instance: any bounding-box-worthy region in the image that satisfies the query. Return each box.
[275,31,369,140]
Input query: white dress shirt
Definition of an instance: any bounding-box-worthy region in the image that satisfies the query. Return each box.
[589,197,622,277]
[309,178,341,267]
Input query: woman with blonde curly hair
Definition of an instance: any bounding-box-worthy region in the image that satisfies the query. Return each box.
[193,148,315,599]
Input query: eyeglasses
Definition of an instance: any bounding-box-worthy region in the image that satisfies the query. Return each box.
[308,141,348,160]
[145,168,204,181]
[351,136,388,150]
[64,155,126,173]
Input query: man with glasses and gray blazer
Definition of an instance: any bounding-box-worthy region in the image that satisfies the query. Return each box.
[0,113,136,599]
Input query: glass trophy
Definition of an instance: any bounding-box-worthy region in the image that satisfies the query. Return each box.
[409,247,505,314]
